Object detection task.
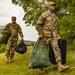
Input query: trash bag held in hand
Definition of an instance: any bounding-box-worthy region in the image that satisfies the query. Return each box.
[15,39,27,54]
[0,27,10,44]
[29,38,51,69]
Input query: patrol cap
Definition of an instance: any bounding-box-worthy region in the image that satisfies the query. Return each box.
[47,1,56,6]
[11,16,16,20]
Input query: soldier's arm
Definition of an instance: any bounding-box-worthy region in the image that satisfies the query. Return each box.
[35,14,45,35]
[18,25,24,38]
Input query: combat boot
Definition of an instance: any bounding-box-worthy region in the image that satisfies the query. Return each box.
[37,68,45,73]
[6,56,9,62]
[58,61,69,72]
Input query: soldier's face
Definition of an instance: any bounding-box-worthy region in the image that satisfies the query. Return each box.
[12,19,16,23]
[49,5,56,11]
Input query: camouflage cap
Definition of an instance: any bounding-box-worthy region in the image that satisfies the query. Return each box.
[47,1,56,6]
[12,16,16,20]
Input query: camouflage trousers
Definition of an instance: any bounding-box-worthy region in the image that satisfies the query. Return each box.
[5,40,17,59]
[44,37,61,63]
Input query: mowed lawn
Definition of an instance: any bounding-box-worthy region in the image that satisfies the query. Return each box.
[0,46,75,75]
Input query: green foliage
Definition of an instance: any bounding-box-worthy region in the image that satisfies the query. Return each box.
[67,39,75,51]
[0,44,6,53]
[56,13,75,43]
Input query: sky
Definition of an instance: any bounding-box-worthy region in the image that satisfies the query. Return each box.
[0,0,38,41]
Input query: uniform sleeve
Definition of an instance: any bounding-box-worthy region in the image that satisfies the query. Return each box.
[35,14,45,35]
[18,25,23,38]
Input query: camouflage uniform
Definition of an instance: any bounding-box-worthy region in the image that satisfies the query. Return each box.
[36,10,61,63]
[5,22,23,59]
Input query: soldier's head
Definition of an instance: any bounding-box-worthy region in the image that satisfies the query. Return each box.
[47,1,56,11]
[11,16,16,23]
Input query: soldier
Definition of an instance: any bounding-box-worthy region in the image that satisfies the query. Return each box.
[4,16,24,62]
[36,1,69,73]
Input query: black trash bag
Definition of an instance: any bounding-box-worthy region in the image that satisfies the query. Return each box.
[0,27,10,44]
[15,39,27,54]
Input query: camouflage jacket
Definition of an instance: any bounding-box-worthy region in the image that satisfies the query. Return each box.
[5,23,23,41]
[36,10,60,38]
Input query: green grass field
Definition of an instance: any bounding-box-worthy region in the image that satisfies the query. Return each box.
[0,46,75,75]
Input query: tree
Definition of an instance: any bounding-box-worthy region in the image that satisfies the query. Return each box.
[12,0,67,26]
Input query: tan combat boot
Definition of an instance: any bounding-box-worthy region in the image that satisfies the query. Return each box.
[6,56,9,62]
[58,61,69,72]
[37,68,45,73]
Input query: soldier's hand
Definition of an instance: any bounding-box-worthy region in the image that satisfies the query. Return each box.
[21,37,24,40]
[39,34,43,38]
[0,34,4,38]
[58,36,61,39]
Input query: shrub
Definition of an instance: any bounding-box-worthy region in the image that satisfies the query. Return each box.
[67,39,75,52]
[0,44,6,53]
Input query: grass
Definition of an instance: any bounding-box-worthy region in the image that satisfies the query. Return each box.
[0,46,75,75]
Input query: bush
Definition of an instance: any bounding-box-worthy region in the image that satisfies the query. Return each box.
[67,39,75,52]
[0,44,6,53]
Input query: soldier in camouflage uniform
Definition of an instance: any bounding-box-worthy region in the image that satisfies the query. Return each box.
[36,1,69,73]
[5,16,23,62]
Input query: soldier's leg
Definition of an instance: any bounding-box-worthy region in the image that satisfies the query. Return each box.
[51,38,61,62]
[10,41,17,62]
[51,38,69,72]
[5,40,11,62]
[5,49,10,62]
[10,46,15,61]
